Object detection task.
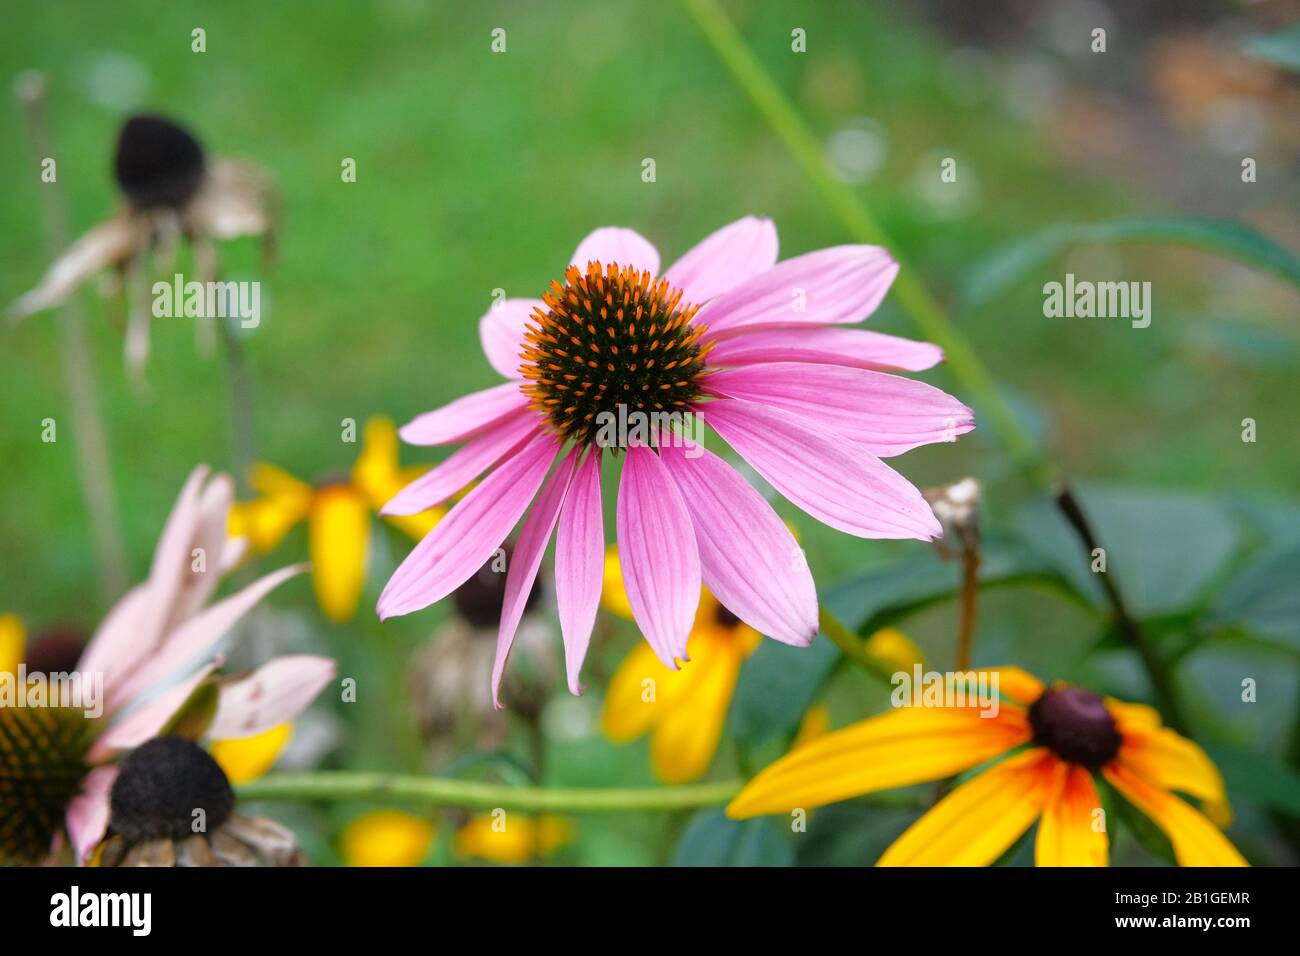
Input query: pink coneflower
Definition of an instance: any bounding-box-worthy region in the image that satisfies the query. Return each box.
[378,219,973,703]
[0,466,333,864]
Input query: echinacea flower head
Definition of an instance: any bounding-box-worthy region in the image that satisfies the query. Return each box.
[408,548,555,758]
[727,668,1246,867]
[94,735,306,867]
[229,417,444,622]
[0,466,333,865]
[379,219,973,704]
[7,113,278,382]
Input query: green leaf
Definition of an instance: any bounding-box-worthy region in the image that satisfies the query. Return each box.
[1206,542,1300,651]
[730,536,1078,752]
[730,633,839,752]
[161,681,220,741]
[1204,741,1300,817]
[959,217,1300,315]
[1245,23,1300,73]
[1017,485,1240,619]
[671,808,793,866]
[825,533,1083,634]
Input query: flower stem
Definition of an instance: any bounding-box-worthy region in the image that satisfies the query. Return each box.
[14,72,128,602]
[679,0,1052,487]
[239,772,741,813]
[819,608,894,683]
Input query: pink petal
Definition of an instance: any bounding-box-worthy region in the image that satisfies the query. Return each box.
[398,382,530,446]
[207,655,337,739]
[663,216,778,303]
[134,465,211,652]
[703,398,941,540]
[706,362,975,458]
[382,414,540,515]
[554,449,604,695]
[571,227,660,276]
[111,564,306,710]
[378,433,560,619]
[89,661,219,762]
[65,765,118,864]
[707,326,943,372]
[491,449,580,707]
[480,298,544,379]
[77,583,156,713]
[659,443,817,646]
[700,245,898,337]
[616,444,701,667]
[168,471,237,626]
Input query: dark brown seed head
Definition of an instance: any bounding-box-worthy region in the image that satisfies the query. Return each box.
[519,262,710,447]
[109,736,234,843]
[1029,685,1122,770]
[113,114,206,210]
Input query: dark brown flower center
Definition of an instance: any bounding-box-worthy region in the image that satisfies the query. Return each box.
[452,547,538,630]
[109,736,234,843]
[0,706,95,864]
[1028,686,1122,770]
[23,628,87,677]
[114,114,206,210]
[520,262,710,447]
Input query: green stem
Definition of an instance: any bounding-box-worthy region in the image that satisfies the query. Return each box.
[678,0,1051,486]
[819,608,894,683]
[239,772,741,813]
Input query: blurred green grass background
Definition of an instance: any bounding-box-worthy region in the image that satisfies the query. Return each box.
[2,0,1297,865]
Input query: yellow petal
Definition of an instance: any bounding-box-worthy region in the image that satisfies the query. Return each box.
[209,723,293,785]
[228,495,308,555]
[988,666,1046,705]
[380,506,446,542]
[455,813,572,865]
[0,613,25,677]
[1035,761,1108,866]
[862,627,925,672]
[249,461,313,501]
[792,704,830,750]
[727,703,1032,818]
[600,641,685,742]
[1103,763,1247,866]
[651,630,743,784]
[340,810,435,867]
[351,417,401,508]
[1115,724,1228,809]
[309,485,371,622]
[877,749,1056,866]
[601,546,635,620]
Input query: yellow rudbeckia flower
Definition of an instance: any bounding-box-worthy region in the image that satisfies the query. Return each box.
[454,812,573,865]
[599,547,761,784]
[229,416,444,622]
[728,668,1246,867]
[340,810,436,867]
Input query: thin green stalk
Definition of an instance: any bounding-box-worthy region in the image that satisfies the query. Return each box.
[15,72,127,602]
[679,0,1050,486]
[681,0,1189,731]
[239,772,741,813]
[819,608,894,683]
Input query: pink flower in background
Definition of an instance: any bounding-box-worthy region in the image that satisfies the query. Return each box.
[378,219,973,703]
[51,466,335,863]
